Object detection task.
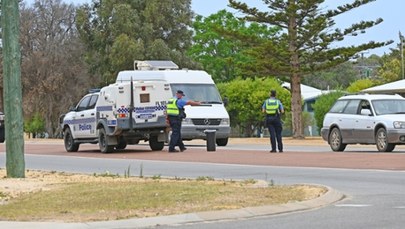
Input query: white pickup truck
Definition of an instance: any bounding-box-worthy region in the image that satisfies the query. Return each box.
[60,80,171,153]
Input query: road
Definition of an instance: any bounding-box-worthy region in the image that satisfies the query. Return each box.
[1,138,405,228]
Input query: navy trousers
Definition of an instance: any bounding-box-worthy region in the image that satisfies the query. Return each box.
[266,116,283,151]
[168,116,185,151]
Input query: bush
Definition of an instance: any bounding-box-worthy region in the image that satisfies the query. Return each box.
[313,91,344,133]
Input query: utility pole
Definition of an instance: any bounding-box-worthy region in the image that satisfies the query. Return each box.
[400,32,404,79]
[2,0,25,178]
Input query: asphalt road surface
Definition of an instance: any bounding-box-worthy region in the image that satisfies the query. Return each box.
[1,138,404,229]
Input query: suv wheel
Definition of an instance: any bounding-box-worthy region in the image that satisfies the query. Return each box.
[64,128,79,152]
[329,128,347,152]
[376,128,395,152]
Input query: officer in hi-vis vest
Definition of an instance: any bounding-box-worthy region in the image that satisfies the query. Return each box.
[262,90,284,153]
[166,90,201,153]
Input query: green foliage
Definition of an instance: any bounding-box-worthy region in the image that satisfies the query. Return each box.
[217,78,290,136]
[312,91,345,132]
[188,10,279,82]
[76,0,197,84]
[378,58,401,83]
[24,113,46,138]
[227,0,392,138]
[346,78,377,93]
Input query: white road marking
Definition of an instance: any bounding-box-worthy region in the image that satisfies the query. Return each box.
[335,204,371,207]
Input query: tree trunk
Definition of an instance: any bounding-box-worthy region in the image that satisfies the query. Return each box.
[288,0,304,139]
[290,73,304,139]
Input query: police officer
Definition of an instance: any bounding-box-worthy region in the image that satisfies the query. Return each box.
[262,90,284,153]
[166,90,201,152]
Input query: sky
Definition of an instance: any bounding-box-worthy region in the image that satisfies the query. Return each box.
[25,0,404,56]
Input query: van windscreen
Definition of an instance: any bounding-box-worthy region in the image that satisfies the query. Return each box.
[170,84,222,104]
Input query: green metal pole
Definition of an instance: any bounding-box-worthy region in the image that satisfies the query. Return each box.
[2,0,25,178]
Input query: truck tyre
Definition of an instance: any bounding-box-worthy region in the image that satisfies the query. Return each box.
[216,138,228,146]
[115,137,127,150]
[149,135,164,151]
[64,128,79,152]
[99,128,114,153]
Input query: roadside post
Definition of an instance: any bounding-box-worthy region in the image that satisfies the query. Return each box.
[204,130,216,151]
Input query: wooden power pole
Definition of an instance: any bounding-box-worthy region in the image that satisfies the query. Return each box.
[2,0,25,178]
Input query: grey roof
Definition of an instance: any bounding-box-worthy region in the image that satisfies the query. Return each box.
[362,79,405,94]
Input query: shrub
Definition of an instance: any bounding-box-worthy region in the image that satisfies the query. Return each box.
[313,91,344,132]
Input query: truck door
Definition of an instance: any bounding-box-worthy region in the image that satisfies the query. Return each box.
[73,94,98,138]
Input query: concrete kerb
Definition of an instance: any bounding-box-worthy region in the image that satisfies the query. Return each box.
[0,185,343,229]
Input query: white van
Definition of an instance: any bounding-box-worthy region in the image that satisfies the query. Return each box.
[116,60,231,146]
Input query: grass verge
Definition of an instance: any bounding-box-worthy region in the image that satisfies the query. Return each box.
[0,170,326,222]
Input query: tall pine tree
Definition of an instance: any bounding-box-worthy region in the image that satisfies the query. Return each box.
[229,0,392,138]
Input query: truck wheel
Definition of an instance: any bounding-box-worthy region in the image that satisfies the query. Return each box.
[149,135,164,151]
[99,128,114,153]
[115,137,127,150]
[64,128,79,152]
[216,138,228,146]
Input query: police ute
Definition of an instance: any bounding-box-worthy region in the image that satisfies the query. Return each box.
[61,80,171,153]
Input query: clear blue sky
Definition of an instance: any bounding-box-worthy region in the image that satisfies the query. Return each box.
[25,0,403,56]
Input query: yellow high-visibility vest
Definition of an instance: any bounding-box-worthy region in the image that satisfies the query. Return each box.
[265,99,279,114]
[166,98,179,116]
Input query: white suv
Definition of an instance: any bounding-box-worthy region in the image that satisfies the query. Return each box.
[321,94,405,152]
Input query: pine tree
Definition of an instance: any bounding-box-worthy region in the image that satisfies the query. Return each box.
[229,0,392,138]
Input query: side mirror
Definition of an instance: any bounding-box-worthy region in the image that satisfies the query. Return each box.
[360,109,372,116]
[223,97,228,107]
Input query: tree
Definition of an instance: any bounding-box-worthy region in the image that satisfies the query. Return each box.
[346,78,377,93]
[228,0,392,138]
[19,0,94,138]
[76,0,197,84]
[217,78,290,137]
[188,10,279,82]
[313,91,344,133]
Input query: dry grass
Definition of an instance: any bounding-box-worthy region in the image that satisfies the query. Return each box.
[0,169,326,222]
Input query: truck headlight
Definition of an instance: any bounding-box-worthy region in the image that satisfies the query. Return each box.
[221,118,230,125]
[393,121,405,129]
[183,118,193,124]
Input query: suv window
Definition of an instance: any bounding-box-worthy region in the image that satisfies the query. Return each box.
[329,100,349,113]
[343,99,360,114]
[372,99,405,115]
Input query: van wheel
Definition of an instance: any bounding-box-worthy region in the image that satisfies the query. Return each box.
[149,135,164,151]
[0,126,5,143]
[64,128,79,152]
[115,137,127,150]
[328,128,346,151]
[99,128,114,153]
[376,128,395,152]
[216,138,228,146]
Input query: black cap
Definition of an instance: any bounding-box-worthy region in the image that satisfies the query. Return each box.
[177,90,185,96]
[270,90,277,97]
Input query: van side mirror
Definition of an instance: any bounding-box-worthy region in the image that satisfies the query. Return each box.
[223,97,228,107]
